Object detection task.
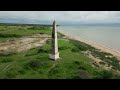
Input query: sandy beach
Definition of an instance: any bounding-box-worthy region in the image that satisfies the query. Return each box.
[58,30,120,60]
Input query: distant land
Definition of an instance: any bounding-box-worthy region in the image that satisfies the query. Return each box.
[0,22,120,26]
[1,17,120,26]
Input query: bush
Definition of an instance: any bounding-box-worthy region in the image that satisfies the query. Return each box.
[39,33,44,34]
[48,68,59,75]
[69,39,88,51]
[25,49,38,56]
[58,46,69,50]
[99,61,106,65]
[30,26,50,30]
[38,48,49,53]
[25,60,43,70]
[71,47,80,53]
[95,70,114,79]
[78,62,92,71]
[74,61,80,65]
[0,33,21,38]
[5,68,18,78]
[1,58,13,63]
[18,69,26,75]
[78,66,87,70]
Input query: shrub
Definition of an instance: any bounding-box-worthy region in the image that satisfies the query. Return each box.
[0,33,21,38]
[78,62,92,71]
[39,33,44,34]
[58,46,69,50]
[18,69,26,75]
[1,58,13,63]
[69,39,88,51]
[5,68,18,78]
[48,68,59,75]
[71,47,80,53]
[25,53,38,56]
[74,61,80,65]
[29,26,50,30]
[95,70,114,79]
[78,66,87,70]
[99,61,106,65]
[25,60,43,70]
[38,48,49,53]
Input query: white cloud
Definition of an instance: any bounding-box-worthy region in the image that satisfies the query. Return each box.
[0,11,120,24]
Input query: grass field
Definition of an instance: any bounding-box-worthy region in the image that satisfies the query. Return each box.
[0,23,120,79]
[0,24,51,41]
[0,39,119,79]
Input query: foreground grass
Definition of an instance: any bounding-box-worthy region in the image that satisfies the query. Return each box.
[0,39,119,79]
[0,24,120,79]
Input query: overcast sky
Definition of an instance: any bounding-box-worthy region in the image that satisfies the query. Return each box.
[0,11,120,25]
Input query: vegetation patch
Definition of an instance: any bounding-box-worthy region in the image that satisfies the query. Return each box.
[58,32,66,38]
[1,58,13,63]
[0,23,120,79]
[69,39,89,51]
[94,70,114,79]
[58,39,72,50]
[78,70,91,79]
[71,47,80,53]
[17,69,26,75]
[99,61,106,65]
[0,33,21,38]
[0,52,16,56]
[38,48,50,53]
[24,60,43,70]
[5,68,18,79]
[46,39,51,44]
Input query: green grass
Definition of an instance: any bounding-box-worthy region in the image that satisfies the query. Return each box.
[0,29,51,41]
[68,38,120,72]
[0,25,51,42]
[0,24,120,79]
[0,39,119,79]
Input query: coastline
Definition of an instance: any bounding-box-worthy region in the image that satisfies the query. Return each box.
[58,30,120,60]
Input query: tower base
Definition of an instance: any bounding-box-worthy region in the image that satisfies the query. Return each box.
[49,52,59,60]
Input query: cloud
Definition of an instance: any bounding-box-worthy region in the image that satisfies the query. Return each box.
[0,11,120,24]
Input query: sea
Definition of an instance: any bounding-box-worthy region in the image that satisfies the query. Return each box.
[57,25,120,52]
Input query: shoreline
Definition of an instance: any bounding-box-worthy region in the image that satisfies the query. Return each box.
[58,30,120,59]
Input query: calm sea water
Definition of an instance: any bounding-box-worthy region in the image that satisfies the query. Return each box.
[57,26,120,52]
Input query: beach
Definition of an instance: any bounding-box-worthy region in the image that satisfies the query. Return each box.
[58,30,120,60]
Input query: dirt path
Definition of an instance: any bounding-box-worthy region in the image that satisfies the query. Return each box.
[0,34,51,54]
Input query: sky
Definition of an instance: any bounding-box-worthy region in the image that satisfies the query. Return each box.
[0,11,120,25]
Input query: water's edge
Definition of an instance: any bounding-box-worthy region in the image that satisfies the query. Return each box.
[58,30,120,59]
[58,26,120,52]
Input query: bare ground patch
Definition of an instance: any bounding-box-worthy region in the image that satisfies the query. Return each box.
[0,34,51,54]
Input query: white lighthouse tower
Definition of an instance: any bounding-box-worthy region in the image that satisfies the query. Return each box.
[49,20,59,60]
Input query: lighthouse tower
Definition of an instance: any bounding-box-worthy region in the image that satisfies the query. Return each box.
[49,20,59,60]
